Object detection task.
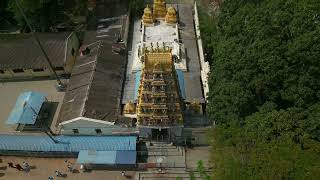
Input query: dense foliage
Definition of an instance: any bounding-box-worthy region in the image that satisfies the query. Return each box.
[7,0,61,32]
[5,0,87,32]
[200,0,320,179]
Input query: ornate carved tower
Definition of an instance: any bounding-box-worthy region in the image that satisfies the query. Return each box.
[136,44,183,127]
[153,0,167,19]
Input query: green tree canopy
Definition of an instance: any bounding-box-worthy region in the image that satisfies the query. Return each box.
[7,0,61,32]
[201,0,320,179]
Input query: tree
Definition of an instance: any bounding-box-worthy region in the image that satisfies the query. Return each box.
[129,0,144,16]
[7,0,60,32]
[201,0,320,178]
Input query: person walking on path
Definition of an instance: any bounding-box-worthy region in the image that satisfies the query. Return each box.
[7,162,15,168]
[121,171,125,176]
[15,164,23,171]
[55,170,63,177]
[22,162,30,172]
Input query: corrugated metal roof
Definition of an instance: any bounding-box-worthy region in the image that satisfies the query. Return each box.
[77,150,136,165]
[6,91,46,125]
[115,150,136,164]
[0,33,71,69]
[58,40,126,124]
[0,135,136,152]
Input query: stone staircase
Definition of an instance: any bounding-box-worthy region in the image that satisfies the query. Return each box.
[145,141,185,168]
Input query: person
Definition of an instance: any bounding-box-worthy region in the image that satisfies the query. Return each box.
[15,164,23,171]
[121,171,125,176]
[55,170,63,177]
[67,164,73,172]
[7,162,15,168]
[22,162,30,172]
[48,176,53,180]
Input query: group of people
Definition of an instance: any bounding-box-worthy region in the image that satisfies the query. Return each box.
[7,161,30,172]
[48,160,73,179]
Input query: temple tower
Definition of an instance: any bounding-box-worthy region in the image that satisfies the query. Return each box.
[136,45,183,127]
[153,0,167,19]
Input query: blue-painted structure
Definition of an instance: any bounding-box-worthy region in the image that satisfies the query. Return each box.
[6,91,46,125]
[176,70,186,99]
[134,71,141,100]
[0,135,136,153]
[77,150,136,165]
[134,70,186,100]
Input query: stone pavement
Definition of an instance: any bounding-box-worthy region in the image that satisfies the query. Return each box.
[0,156,135,180]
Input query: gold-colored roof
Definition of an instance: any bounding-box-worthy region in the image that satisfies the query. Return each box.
[144,5,152,14]
[167,7,176,14]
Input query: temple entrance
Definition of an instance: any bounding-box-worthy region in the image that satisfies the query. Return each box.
[152,128,169,142]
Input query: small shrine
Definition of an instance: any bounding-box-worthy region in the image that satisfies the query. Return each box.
[142,0,178,25]
[165,7,177,24]
[142,5,154,26]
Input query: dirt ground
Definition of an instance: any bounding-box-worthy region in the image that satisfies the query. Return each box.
[185,146,211,169]
[0,156,135,180]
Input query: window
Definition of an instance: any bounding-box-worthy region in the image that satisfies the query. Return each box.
[0,70,4,74]
[71,48,75,56]
[95,129,102,134]
[33,68,44,72]
[54,67,64,71]
[12,69,24,73]
[72,129,79,134]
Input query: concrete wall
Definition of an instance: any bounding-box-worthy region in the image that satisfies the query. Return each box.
[183,127,210,145]
[139,126,183,139]
[194,2,210,101]
[60,118,138,135]
[64,32,80,74]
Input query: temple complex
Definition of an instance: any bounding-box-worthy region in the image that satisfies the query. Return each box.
[122,0,209,139]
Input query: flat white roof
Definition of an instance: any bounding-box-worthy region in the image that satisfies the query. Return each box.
[144,21,178,42]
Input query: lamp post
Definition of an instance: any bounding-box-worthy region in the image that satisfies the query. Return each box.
[14,0,65,91]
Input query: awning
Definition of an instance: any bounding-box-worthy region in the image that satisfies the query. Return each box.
[134,71,142,100]
[176,70,186,99]
[6,91,46,125]
[77,150,136,165]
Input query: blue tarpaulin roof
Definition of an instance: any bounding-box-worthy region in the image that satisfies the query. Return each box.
[6,91,46,125]
[176,70,186,99]
[134,70,186,100]
[134,71,141,100]
[77,150,136,165]
[0,135,136,152]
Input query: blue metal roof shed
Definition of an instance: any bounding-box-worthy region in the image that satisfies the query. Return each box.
[0,135,136,153]
[134,71,142,100]
[176,70,186,99]
[77,150,136,165]
[6,91,47,125]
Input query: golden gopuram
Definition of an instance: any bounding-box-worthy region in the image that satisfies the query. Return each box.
[136,44,183,127]
[153,0,167,19]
